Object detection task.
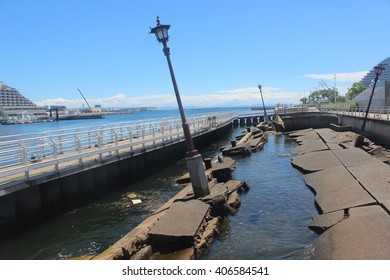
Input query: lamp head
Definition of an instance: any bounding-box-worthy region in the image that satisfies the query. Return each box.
[150,16,170,44]
[374,64,385,76]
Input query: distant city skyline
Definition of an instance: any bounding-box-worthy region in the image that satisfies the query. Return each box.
[1,0,389,108]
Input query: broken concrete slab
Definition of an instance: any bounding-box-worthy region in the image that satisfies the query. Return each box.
[304,166,376,213]
[348,163,390,206]
[315,131,340,144]
[224,180,249,194]
[292,139,329,155]
[291,150,342,173]
[222,142,251,156]
[314,128,335,134]
[288,128,314,137]
[295,131,320,143]
[325,142,343,150]
[383,200,390,213]
[249,137,262,148]
[333,148,383,167]
[148,199,210,253]
[309,210,345,233]
[313,205,390,259]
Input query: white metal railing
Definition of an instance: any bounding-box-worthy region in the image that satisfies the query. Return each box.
[274,105,390,120]
[319,106,390,120]
[0,112,237,184]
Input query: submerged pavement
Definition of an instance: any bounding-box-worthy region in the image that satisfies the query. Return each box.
[290,128,390,259]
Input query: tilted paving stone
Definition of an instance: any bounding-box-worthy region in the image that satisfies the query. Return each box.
[332,148,383,167]
[292,138,329,155]
[348,163,390,212]
[309,210,345,232]
[291,150,342,173]
[304,166,376,214]
[312,205,390,260]
[288,128,314,137]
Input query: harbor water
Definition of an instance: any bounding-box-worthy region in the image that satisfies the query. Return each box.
[0,108,318,259]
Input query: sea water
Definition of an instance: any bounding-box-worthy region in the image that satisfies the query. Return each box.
[0,108,317,259]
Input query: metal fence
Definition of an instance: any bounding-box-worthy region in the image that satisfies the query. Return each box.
[274,105,390,120]
[0,112,237,183]
[319,106,390,120]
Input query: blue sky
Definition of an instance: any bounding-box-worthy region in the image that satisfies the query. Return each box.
[1,0,389,108]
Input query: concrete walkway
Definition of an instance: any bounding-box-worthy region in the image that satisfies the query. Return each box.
[290,128,390,259]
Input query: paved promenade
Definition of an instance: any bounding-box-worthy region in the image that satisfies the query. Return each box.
[290,128,390,259]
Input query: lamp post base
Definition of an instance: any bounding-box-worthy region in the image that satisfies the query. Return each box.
[354,135,365,147]
[186,154,210,197]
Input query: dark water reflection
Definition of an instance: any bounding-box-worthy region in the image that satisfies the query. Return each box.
[0,128,317,260]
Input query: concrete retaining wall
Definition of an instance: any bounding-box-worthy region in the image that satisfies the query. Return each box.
[0,123,233,240]
[339,115,390,146]
[275,112,390,146]
[274,113,339,132]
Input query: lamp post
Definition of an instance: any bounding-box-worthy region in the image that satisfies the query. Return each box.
[258,85,269,123]
[150,17,210,197]
[354,63,385,147]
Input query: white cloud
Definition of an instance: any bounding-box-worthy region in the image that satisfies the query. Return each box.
[303,71,368,82]
[35,86,301,108]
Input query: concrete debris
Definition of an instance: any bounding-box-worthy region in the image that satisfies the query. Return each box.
[131,199,142,205]
[222,123,275,156]
[89,156,248,260]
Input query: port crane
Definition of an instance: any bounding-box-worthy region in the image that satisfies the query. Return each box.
[77,88,93,112]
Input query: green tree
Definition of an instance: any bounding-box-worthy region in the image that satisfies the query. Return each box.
[345,82,366,100]
[300,97,308,104]
[309,88,339,103]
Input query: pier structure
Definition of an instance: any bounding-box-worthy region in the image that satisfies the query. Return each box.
[233,112,273,127]
[0,112,237,238]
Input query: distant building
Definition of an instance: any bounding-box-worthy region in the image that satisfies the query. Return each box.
[0,81,48,117]
[353,57,390,106]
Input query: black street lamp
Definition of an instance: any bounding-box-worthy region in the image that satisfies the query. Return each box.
[354,63,385,147]
[150,17,210,197]
[258,85,269,123]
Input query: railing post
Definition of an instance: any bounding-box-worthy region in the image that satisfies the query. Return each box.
[19,140,29,181]
[152,126,156,148]
[142,125,145,150]
[59,131,63,154]
[75,134,82,165]
[97,132,103,161]
[88,130,92,148]
[50,137,59,173]
[40,132,46,159]
[114,130,119,155]
[169,123,173,142]
[127,127,133,153]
